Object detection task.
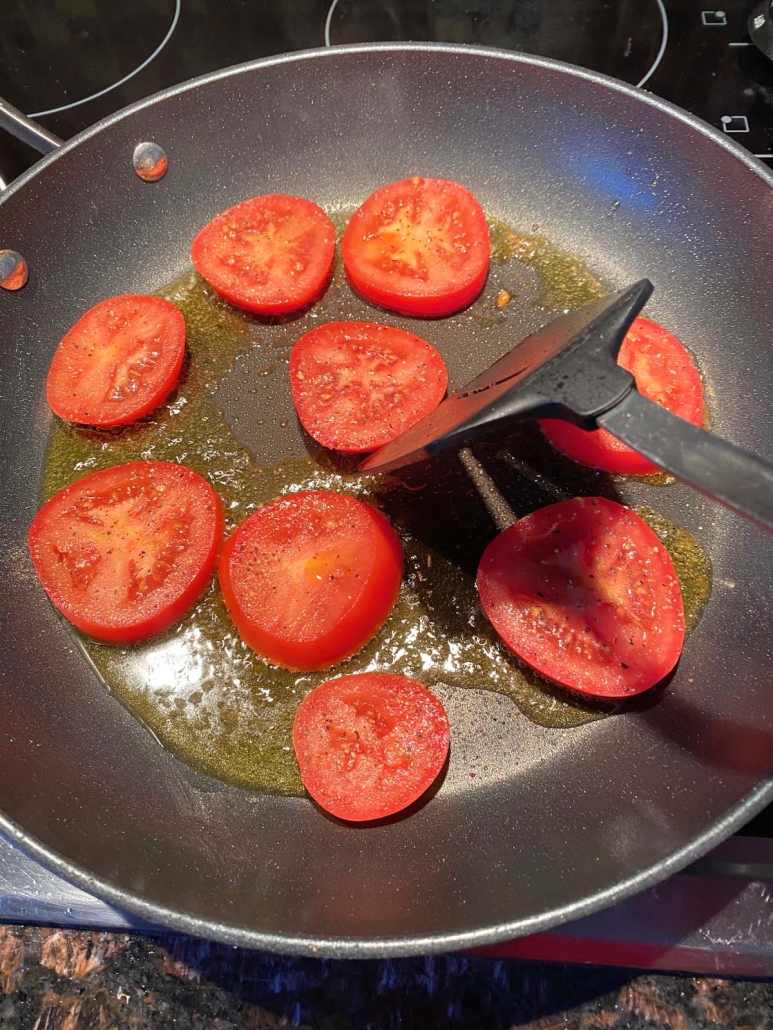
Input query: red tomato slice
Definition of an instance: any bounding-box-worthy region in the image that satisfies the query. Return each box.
[289,321,448,453]
[191,194,335,315]
[293,672,450,821]
[342,177,490,317]
[218,491,403,671]
[28,461,224,644]
[477,497,685,698]
[540,317,704,475]
[46,295,185,428]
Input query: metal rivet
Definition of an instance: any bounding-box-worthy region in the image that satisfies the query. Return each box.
[132,141,168,182]
[0,250,28,291]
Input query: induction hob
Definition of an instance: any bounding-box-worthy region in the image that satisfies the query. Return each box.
[1,0,772,174]
[0,0,771,973]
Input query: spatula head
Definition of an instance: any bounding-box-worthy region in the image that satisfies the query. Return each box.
[359,279,653,475]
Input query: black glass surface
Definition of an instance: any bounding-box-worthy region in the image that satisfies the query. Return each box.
[329,0,662,83]
[0,0,771,168]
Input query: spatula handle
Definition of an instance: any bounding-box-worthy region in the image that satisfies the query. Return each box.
[598,390,773,531]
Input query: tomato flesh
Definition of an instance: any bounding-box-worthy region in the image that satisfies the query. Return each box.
[289,321,448,453]
[218,491,403,670]
[342,177,490,317]
[293,672,450,821]
[46,295,185,428]
[477,497,685,697]
[191,194,335,315]
[28,461,224,644]
[540,317,704,475]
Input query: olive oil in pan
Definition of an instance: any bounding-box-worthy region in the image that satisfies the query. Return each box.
[41,216,712,795]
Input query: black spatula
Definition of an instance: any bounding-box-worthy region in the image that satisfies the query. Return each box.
[359,281,773,532]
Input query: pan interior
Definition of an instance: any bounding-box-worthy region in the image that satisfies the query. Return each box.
[0,46,771,954]
[40,215,711,797]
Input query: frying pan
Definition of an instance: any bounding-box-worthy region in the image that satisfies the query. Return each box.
[0,43,771,957]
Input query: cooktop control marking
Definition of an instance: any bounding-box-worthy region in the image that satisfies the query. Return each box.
[721,115,751,132]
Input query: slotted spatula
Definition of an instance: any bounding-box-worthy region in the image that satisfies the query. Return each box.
[360,281,773,531]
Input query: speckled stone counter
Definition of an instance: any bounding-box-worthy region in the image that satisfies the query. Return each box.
[0,926,771,1028]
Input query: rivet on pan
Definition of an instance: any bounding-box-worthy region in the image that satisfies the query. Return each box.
[132,141,168,182]
[0,250,28,291]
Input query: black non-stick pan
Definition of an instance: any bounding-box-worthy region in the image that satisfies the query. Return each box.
[0,44,771,957]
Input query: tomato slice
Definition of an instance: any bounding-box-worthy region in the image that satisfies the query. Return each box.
[218,491,403,671]
[540,317,704,474]
[46,295,185,428]
[28,461,224,644]
[476,497,685,698]
[342,177,490,317]
[191,194,335,315]
[293,672,450,821]
[289,321,448,453]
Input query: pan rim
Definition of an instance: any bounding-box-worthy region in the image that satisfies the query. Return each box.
[1,780,772,956]
[1,42,772,957]
[2,41,773,204]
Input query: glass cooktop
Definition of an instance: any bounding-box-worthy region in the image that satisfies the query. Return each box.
[0,0,771,180]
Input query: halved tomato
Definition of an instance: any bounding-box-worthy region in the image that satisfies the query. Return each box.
[28,461,224,644]
[289,321,448,453]
[477,497,685,698]
[218,491,403,670]
[342,177,490,317]
[191,194,335,315]
[46,295,186,428]
[293,672,450,821]
[540,317,704,475]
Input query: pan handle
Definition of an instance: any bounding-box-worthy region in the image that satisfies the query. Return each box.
[0,95,62,188]
[0,96,62,154]
[598,389,773,531]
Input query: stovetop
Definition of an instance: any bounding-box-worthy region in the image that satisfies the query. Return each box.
[1,0,772,174]
[0,0,772,969]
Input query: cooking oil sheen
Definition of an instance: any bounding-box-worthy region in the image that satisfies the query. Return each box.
[41,214,711,794]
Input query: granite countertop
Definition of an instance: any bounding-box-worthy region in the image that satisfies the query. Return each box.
[0,926,771,1029]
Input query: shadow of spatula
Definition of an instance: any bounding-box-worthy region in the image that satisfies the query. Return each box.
[359,280,773,532]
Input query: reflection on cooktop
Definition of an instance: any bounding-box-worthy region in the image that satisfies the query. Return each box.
[326,0,666,86]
